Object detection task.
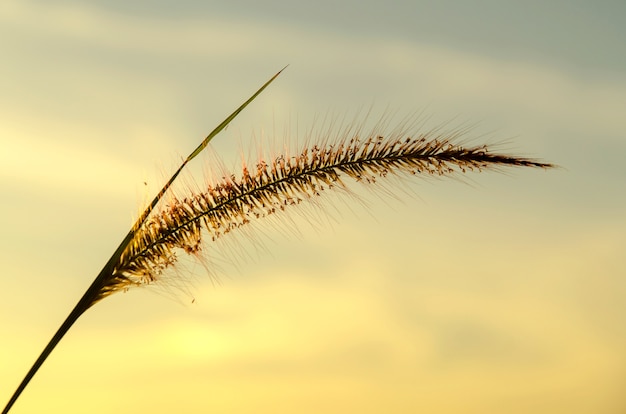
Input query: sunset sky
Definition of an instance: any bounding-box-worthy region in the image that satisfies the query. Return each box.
[1,1,625,413]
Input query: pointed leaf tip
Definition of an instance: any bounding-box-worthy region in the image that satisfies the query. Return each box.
[187,67,287,161]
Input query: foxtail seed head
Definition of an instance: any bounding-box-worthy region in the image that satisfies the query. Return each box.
[94,129,553,302]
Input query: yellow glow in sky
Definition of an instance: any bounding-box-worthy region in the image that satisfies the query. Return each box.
[1,1,625,413]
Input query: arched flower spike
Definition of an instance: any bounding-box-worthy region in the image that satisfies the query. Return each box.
[2,67,554,413]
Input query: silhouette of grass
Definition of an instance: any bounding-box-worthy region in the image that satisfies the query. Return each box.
[2,67,554,413]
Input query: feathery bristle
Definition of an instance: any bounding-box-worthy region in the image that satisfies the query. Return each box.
[97,130,553,299]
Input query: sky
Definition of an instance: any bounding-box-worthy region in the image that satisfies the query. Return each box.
[1,0,625,413]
